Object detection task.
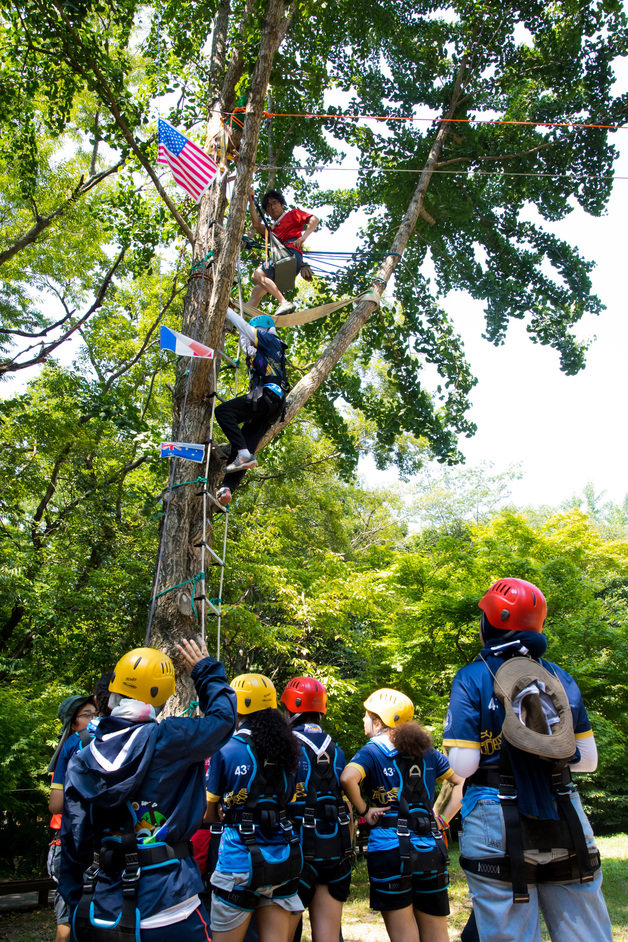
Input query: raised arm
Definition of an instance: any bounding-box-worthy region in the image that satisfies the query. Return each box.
[225,307,256,344]
[248,188,266,236]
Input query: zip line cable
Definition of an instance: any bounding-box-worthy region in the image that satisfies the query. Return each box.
[225,110,628,132]
[257,164,628,182]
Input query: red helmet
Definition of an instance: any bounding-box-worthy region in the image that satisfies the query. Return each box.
[280,677,328,714]
[479,578,547,633]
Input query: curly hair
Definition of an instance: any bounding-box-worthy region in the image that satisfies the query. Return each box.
[261,189,286,211]
[390,721,432,762]
[247,708,300,782]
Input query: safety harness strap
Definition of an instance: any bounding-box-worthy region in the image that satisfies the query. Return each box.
[295,734,352,863]
[73,828,141,942]
[227,730,302,890]
[395,756,448,872]
[460,848,601,887]
[552,774,596,883]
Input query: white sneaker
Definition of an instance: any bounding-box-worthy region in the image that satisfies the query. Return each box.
[276,300,295,316]
[225,454,258,473]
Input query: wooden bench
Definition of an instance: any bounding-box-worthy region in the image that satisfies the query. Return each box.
[0,877,55,907]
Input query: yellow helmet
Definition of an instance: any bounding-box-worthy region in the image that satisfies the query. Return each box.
[231,673,277,714]
[109,647,175,707]
[364,688,414,728]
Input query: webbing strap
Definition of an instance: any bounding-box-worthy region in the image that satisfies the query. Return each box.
[234,290,379,327]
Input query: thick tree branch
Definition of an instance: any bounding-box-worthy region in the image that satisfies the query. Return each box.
[0,248,126,375]
[436,140,554,169]
[253,56,471,453]
[0,159,124,267]
[46,0,194,242]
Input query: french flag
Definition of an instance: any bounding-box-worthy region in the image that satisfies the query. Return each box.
[160,442,206,463]
[160,325,214,359]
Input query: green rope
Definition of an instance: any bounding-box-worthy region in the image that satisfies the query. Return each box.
[179,699,199,717]
[171,476,207,489]
[156,572,205,616]
[209,598,222,604]
[190,250,214,274]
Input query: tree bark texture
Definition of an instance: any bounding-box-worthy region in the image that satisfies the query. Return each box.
[149,0,292,709]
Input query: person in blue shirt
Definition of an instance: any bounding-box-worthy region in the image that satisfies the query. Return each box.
[59,640,237,941]
[341,689,463,942]
[443,577,613,942]
[280,676,352,942]
[205,673,303,942]
[48,694,97,942]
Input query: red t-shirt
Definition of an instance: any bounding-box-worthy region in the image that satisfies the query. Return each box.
[270,207,312,246]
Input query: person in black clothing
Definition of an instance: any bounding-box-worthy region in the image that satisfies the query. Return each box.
[214,310,287,505]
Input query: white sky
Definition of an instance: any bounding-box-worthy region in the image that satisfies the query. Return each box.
[355,115,628,510]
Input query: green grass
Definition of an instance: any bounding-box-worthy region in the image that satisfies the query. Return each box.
[0,837,626,941]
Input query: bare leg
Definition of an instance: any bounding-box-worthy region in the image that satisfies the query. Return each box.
[414,909,450,942]
[211,912,253,942]
[309,885,344,942]
[55,925,71,942]
[256,903,300,942]
[382,906,420,942]
[251,267,286,305]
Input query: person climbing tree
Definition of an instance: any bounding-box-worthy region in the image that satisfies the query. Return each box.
[58,640,237,941]
[443,577,613,942]
[280,677,353,942]
[341,689,463,942]
[205,673,303,942]
[214,309,288,505]
[248,188,319,316]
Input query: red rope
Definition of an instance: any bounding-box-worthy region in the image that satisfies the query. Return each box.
[224,110,626,132]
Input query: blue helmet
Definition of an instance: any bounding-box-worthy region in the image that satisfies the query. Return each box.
[250,314,276,330]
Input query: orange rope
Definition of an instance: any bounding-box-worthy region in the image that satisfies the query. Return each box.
[223,110,627,132]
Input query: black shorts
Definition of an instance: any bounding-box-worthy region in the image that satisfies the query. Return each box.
[298,858,352,907]
[367,848,450,916]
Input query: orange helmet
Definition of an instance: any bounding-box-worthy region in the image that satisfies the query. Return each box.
[280,677,327,714]
[479,578,547,633]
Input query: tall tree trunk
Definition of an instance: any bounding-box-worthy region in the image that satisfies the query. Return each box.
[149,0,291,711]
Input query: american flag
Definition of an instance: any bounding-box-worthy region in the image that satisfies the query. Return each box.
[158,119,218,203]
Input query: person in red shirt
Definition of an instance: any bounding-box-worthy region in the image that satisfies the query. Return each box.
[248,189,319,316]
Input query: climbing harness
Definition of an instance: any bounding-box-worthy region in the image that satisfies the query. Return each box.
[461,654,599,903]
[292,731,352,863]
[366,748,449,897]
[212,728,302,906]
[73,801,195,942]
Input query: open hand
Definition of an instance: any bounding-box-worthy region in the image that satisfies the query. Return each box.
[176,638,209,672]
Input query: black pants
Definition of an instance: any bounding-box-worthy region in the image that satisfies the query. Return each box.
[215,390,282,491]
